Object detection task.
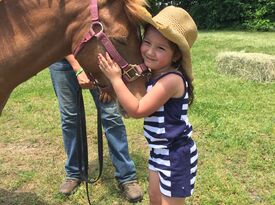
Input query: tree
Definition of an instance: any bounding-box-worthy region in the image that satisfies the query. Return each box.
[148,0,274,31]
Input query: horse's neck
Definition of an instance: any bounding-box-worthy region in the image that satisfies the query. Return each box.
[0,0,91,113]
[0,1,91,81]
[0,0,91,70]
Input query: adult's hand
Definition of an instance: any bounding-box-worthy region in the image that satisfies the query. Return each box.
[99,91,113,103]
[65,54,95,89]
[76,71,95,89]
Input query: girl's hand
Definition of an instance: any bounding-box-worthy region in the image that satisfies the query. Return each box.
[98,52,122,82]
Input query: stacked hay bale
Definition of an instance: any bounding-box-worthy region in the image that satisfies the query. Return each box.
[216,52,275,82]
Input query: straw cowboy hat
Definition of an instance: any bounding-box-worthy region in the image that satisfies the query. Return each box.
[140,6,198,81]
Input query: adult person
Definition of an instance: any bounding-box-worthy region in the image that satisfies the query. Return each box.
[99,6,198,205]
[49,55,143,203]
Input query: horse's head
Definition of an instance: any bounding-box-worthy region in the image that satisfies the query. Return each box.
[75,0,148,100]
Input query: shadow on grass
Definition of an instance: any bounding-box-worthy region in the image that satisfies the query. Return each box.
[84,151,148,204]
[0,188,49,205]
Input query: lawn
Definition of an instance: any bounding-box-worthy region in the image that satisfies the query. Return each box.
[0,31,274,205]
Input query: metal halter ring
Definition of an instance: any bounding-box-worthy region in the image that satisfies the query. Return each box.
[91,21,104,36]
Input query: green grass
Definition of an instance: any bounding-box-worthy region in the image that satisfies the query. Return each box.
[0,31,274,205]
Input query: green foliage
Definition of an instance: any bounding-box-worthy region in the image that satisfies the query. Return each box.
[149,0,275,31]
[189,0,242,29]
[242,0,275,31]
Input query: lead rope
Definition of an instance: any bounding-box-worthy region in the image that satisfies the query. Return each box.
[76,88,103,205]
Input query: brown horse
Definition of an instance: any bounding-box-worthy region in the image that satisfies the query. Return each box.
[0,0,148,114]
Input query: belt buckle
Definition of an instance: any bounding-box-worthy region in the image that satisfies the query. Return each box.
[122,64,140,82]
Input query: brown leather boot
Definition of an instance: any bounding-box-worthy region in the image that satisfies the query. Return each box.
[59,179,81,195]
[119,181,143,203]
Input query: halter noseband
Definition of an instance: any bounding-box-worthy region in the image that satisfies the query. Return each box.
[73,0,148,87]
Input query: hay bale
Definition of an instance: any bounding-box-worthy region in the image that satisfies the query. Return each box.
[216,52,275,82]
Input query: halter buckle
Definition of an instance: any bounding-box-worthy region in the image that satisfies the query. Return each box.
[122,64,141,82]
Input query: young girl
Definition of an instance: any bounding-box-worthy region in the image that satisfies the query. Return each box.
[98,6,198,205]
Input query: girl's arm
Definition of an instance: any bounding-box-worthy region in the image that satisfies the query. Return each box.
[98,53,184,118]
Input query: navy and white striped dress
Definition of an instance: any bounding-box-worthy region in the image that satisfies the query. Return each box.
[144,71,198,198]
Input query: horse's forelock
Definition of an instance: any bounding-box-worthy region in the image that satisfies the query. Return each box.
[98,0,148,24]
[123,0,148,24]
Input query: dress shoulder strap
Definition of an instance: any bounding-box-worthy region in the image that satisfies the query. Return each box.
[154,71,185,83]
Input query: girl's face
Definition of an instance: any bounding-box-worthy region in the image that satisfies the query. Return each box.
[140,26,179,73]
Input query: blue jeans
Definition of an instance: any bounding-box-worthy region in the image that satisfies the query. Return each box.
[49,60,137,184]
